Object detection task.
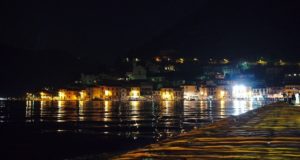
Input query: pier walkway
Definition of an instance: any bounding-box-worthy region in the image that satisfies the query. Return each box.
[114,103,300,160]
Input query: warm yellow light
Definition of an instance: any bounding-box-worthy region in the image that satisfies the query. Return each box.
[59,91,65,100]
[130,101,140,108]
[162,91,173,100]
[223,58,229,64]
[257,58,267,65]
[176,58,184,64]
[104,90,111,96]
[220,90,225,98]
[155,57,161,62]
[130,90,139,98]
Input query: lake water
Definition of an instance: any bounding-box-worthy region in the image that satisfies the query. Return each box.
[0,100,271,159]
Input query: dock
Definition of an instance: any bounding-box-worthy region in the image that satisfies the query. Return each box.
[114,102,300,159]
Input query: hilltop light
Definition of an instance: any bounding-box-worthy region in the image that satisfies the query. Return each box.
[257,57,267,65]
[176,58,184,64]
[155,57,161,62]
[223,58,229,64]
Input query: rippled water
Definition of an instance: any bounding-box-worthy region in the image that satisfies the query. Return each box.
[0,100,271,159]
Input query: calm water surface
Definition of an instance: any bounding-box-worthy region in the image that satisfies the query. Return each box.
[0,100,271,159]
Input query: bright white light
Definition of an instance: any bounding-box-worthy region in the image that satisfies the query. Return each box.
[233,85,250,99]
[296,93,300,104]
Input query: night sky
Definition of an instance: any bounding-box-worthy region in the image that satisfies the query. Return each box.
[0,0,300,96]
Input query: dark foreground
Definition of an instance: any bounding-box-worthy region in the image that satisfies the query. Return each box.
[115,103,300,160]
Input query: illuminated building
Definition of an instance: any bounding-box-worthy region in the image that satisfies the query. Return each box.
[284,85,300,97]
[58,89,79,101]
[232,85,252,99]
[40,92,53,101]
[181,85,199,101]
[199,86,208,100]
[86,87,101,100]
[159,88,183,101]
[26,93,36,100]
[129,87,141,100]
[79,90,88,101]
[216,86,229,100]
[101,86,120,100]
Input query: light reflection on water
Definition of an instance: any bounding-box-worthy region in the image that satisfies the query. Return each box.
[1,100,271,141]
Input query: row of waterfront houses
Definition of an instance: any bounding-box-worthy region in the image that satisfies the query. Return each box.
[26,83,300,102]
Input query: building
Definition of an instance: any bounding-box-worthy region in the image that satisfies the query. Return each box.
[284,85,300,97]
[181,84,199,100]
[128,87,141,100]
[127,62,147,80]
[215,86,230,100]
[58,89,79,101]
[40,91,53,101]
[158,88,183,101]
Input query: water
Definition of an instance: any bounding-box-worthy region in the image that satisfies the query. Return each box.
[0,100,271,159]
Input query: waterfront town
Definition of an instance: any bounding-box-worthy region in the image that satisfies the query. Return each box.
[26,56,300,104]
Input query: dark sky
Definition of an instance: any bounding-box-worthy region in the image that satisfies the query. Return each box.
[0,0,300,96]
[0,0,203,62]
[1,0,299,61]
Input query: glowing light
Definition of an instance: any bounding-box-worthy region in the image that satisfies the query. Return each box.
[59,91,65,100]
[104,90,112,96]
[161,91,173,101]
[40,92,52,100]
[296,93,300,105]
[220,90,225,99]
[176,58,184,64]
[130,89,140,99]
[130,101,140,108]
[79,91,87,100]
[221,58,229,64]
[257,57,267,65]
[232,85,251,99]
[155,57,161,62]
